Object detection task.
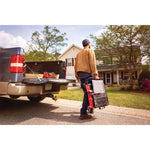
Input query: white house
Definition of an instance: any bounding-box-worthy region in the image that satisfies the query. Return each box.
[59,44,82,80]
[59,44,142,85]
[97,64,142,85]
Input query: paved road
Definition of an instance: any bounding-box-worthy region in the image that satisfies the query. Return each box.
[0,96,150,125]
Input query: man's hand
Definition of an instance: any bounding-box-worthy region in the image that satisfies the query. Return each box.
[94,76,99,80]
[78,79,81,83]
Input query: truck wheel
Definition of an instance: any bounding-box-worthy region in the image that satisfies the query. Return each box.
[9,95,20,99]
[27,95,46,102]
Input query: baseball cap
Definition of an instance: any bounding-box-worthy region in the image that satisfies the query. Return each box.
[82,39,90,47]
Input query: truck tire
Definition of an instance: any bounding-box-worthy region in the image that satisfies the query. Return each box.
[27,95,46,102]
[9,95,20,99]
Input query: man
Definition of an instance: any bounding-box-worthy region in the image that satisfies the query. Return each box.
[75,39,99,120]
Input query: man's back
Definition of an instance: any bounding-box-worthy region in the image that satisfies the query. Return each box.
[75,47,98,79]
[76,48,91,73]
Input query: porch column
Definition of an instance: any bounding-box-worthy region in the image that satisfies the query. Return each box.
[110,72,112,84]
[117,70,119,85]
[105,73,107,84]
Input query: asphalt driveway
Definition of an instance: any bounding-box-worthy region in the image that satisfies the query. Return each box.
[0,96,150,125]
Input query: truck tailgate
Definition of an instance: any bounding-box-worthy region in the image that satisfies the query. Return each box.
[23,78,69,85]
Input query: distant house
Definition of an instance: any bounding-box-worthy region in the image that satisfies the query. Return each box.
[59,44,142,84]
[97,64,142,85]
[96,45,142,84]
[59,44,82,80]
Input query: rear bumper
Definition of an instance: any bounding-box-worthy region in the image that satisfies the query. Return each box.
[7,79,69,96]
[8,83,43,96]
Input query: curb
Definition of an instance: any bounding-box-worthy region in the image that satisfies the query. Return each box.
[50,99,150,120]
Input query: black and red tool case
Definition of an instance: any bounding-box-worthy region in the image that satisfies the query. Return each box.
[85,78,109,109]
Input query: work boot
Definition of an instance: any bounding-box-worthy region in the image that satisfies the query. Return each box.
[87,107,94,114]
[79,114,92,120]
[89,108,94,114]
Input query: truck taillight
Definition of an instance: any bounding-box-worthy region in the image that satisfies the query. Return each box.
[10,54,24,73]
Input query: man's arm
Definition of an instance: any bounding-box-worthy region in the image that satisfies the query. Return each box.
[89,49,99,78]
[74,55,79,80]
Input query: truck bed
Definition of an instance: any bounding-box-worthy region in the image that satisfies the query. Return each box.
[24,60,66,79]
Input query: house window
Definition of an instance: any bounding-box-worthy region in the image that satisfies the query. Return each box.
[67,58,72,66]
[66,58,75,66]
[123,72,129,80]
[132,71,138,80]
[123,71,138,80]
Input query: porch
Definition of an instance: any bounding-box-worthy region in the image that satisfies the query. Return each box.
[97,64,142,85]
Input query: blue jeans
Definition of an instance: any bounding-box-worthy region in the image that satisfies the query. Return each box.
[80,75,93,115]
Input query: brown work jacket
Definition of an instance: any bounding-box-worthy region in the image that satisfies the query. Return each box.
[74,47,98,80]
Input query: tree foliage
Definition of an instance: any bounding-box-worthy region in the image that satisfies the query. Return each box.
[138,25,150,64]
[25,26,68,61]
[92,25,143,64]
[91,25,150,86]
[24,50,55,62]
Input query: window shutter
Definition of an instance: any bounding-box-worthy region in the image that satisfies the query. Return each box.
[121,72,123,79]
[72,58,74,66]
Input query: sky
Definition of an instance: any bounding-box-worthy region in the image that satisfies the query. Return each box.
[0,25,105,54]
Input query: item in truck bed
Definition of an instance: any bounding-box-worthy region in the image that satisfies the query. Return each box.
[43,72,58,79]
[49,72,57,78]
[43,72,49,78]
[25,74,43,78]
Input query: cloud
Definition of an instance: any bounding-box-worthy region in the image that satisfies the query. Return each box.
[0,31,27,49]
[141,56,149,65]
[94,28,107,37]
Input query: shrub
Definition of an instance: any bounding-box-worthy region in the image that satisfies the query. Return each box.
[138,70,150,86]
[126,86,133,91]
[138,69,150,92]
[120,87,125,90]
[135,87,140,91]
[140,78,150,92]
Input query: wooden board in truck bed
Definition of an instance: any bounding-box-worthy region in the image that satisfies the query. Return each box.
[25,74,59,79]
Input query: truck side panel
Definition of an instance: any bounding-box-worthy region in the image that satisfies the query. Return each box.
[0,47,23,82]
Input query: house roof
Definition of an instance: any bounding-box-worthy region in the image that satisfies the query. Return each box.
[59,44,82,59]
[97,64,142,72]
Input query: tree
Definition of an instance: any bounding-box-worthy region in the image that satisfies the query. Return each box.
[91,30,117,65]
[138,25,150,64]
[24,50,55,62]
[25,26,68,61]
[91,25,150,87]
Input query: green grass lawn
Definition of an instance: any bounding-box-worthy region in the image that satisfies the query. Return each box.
[56,87,150,110]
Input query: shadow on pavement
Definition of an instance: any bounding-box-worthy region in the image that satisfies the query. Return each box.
[0,97,96,125]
